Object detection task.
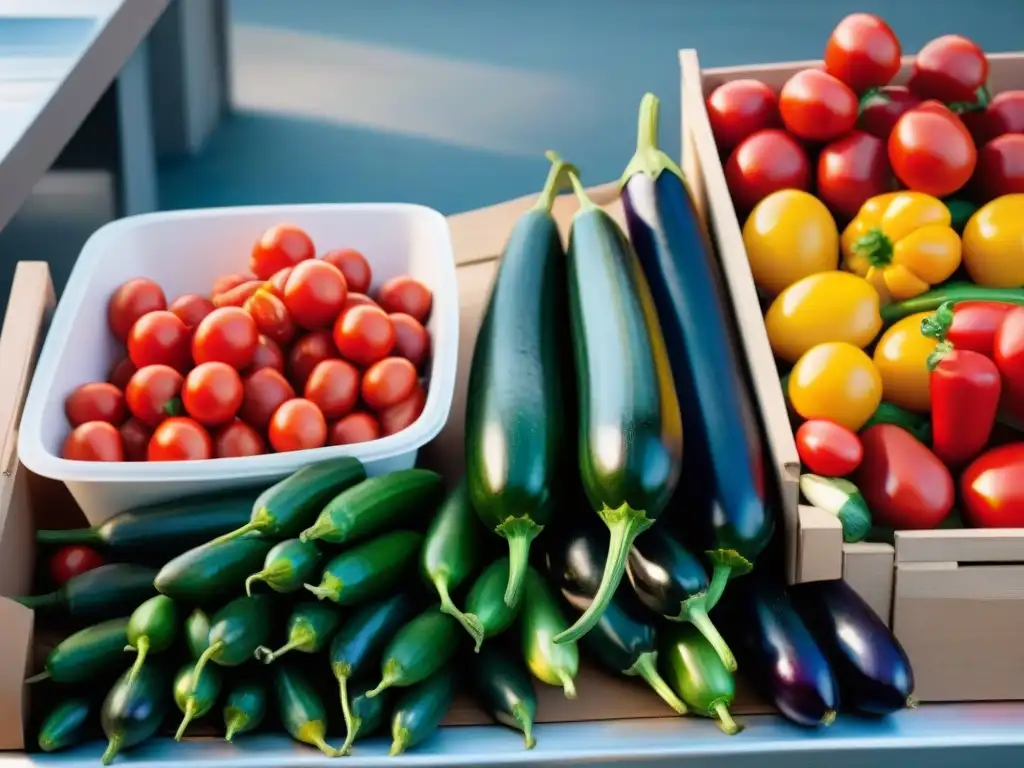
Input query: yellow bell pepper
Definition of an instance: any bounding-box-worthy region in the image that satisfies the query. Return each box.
[840,191,962,304]
[962,194,1024,287]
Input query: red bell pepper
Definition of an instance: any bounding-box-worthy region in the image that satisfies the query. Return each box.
[994,306,1024,393]
[922,302,1002,468]
[947,301,1016,358]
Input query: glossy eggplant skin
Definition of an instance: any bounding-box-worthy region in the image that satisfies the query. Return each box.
[715,577,838,727]
[789,580,914,715]
[627,530,709,617]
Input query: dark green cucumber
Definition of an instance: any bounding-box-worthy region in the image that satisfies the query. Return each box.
[244,538,321,596]
[188,596,273,701]
[339,682,388,755]
[173,661,224,740]
[556,168,684,645]
[211,457,366,544]
[304,529,422,604]
[36,492,261,556]
[464,557,521,652]
[299,469,444,544]
[472,645,538,749]
[154,537,274,602]
[254,602,342,663]
[390,664,459,756]
[274,663,343,757]
[661,624,742,734]
[799,475,872,543]
[223,678,268,742]
[100,664,168,765]
[330,593,415,743]
[465,153,574,611]
[125,595,179,683]
[27,617,130,684]
[521,566,579,698]
[38,696,97,752]
[881,282,1024,324]
[366,605,462,698]
[16,564,156,620]
[184,608,211,660]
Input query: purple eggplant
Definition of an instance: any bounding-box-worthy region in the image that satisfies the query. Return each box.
[789,580,914,716]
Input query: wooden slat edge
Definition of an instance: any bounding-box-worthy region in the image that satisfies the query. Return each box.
[896,529,1024,565]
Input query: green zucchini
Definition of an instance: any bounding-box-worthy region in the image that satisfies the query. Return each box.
[799,474,872,543]
[188,596,273,702]
[100,664,168,765]
[244,538,321,596]
[210,457,366,544]
[421,479,484,646]
[304,529,422,604]
[125,595,179,683]
[273,663,343,757]
[16,564,156,620]
[254,602,342,663]
[521,566,578,698]
[338,682,388,755]
[366,605,462,698]
[661,624,742,735]
[154,537,274,602]
[330,593,414,744]
[37,696,97,752]
[26,617,130,685]
[173,661,224,740]
[465,153,574,610]
[299,468,444,544]
[389,664,459,756]
[472,645,538,749]
[184,608,211,660]
[223,678,268,742]
[464,557,521,652]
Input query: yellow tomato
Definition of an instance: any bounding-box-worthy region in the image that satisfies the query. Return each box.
[962,194,1024,287]
[743,190,839,296]
[789,342,882,431]
[872,312,938,413]
[764,271,882,363]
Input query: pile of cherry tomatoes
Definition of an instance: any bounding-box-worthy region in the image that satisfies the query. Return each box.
[708,13,1024,221]
[62,224,434,462]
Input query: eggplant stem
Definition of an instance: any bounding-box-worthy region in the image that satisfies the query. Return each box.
[553,503,653,645]
[712,701,742,735]
[566,171,597,213]
[531,151,578,213]
[496,516,543,608]
[704,564,731,611]
[435,573,485,649]
[684,599,737,672]
[619,92,685,187]
[627,651,687,715]
[125,635,150,683]
[512,703,537,749]
[189,641,223,698]
[558,670,578,699]
[101,734,123,766]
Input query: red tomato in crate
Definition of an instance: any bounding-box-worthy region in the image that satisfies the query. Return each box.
[169,294,215,329]
[376,276,432,323]
[816,131,896,222]
[287,330,338,389]
[108,278,166,342]
[824,13,902,95]
[214,420,267,458]
[795,420,864,477]
[380,385,427,436]
[361,357,418,411]
[266,267,293,299]
[65,382,126,427]
[322,249,372,294]
[127,310,191,371]
[148,417,214,461]
[705,79,780,152]
[334,306,396,368]
[888,102,976,197]
[779,69,858,142]
[993,307,1024,391]
[948,301,1015,358]
[213,280,263,309]
[961,443,1024,527]
[340,293,379,320]
[125,365,184,427]
[251,224,315,280]
[108,357,136,392]
[49,545,106,586]
[304,359,360,420]
[971,134,1024,202]
[63,421,124,462]
[330,411,381,446]
[390,312,430,368]
[909,35,988,104]
[244,288,296,347]
[251,335,285,373]
[239,368,295,430]
[183,362,244,427]
[858,86,922,140]
[724,129,811,213]
[193,307,259,370]
[961,90,1024,147]
[119,417,151,461]
[269,399,327,452]
[283,260,348,330]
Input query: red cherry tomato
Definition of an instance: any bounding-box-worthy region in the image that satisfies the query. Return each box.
[213,280,263,309]
[339,293,379,320]
[119,417,151,461]
[389,313,430,368]
[250,335,285,373]
[971,133,1024,202]
[182,362,244,427]
[211,273,253,297]
[239,367,295,431]
[321,249,372,294]
[816,131,896,222]
[244,287,296,347]
[779,69,858,142]
[49,545,106,586]
[334,305,396,368]
[287,330,338,389]
[795,419,864,476]
[824,13,902,94]
[858,86,922,140]
[909,35,989,104]
[304,359,360,420]
[65,382,126,427]
[107,278,166,342]
[63,422,124,462]
[361,357,418,411]
[148,417,213,461]
[250,224,315,280]
[960,443,1024,527]
[169,294,215,329]
[283,260,348,330]
[724,129,812,213]
[705,79,780,152]
[127,310,191,371]
[125,365,184,427]
[993,307,1024,393]
[888,102,977,197]
[268,398,327,452]
[375,276,432,323]
[108,357,137,391]
[380,385,427,436]
[961,90,1024,147]
[213,420,267,458]
[329,411,381,445]
[193,307,259,370]
[266,267,293,299]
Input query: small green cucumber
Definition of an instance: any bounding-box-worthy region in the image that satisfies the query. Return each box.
[16,564,157,620]
[521,566,579,698]
[37,696,97,753]
[799,474,872,543]
[244,538,321,595]
[173,661,224,741]
[184,608,211,660]
[472,645,538,749]
[661,624,742,735]
[27,617,130,685]
[465,557,521,652]
[389,664,459,756]
[100,664,168,765]
[274,663,343,757]
[254,602,342,664]
[366,605,462,698]
[338,682,388,755]
[189,596,273,701]
[154,537,274,603]
[125,595,179,683]
[223,678,269,742]
[304,529,422,605]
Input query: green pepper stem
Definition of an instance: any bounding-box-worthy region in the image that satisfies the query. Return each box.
[101,734,123,766]
[619,92,685,187]
[712,701,742,735]
[189,640,223,698]
[365,660,399,698]
[627,651,687,715]
[224,710,249,742]
[558,670,577,699]
[435,573,485,649]
[35,528,99,546]
[496,516,543,608]
[389,728,410,757]
[852,227,894,267]
[511,703,536,749]
[303,573,342,603]
[254,633,306,664]
[566,170,597,214]
[125,635,150,683]
[684,600,737,673]
[554,504,653,645]
[531,151,578,213]
[175,697,198,741]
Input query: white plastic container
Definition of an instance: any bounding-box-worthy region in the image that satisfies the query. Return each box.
[18,203,459,525]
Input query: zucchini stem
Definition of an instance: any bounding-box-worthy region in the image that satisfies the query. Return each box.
[299,722,343,757]
[531,151,578,213]
[496,516,542,608]
[683,599,737,672]
[297,517,332,543]
[821,709,837,726]
[24,670,50,684]
[712,701,742,735]
[254,634,306,664]
[511,703,537,749]
[435,574,485,649]
[125,635,150,683]
[174,697,198,741]
[208,510,270,546]
[35,528,98,546]
[553,503,653,645]
[224,710,248,742]
[303,573,342,602]
[627,651,687,715]
[15,591,61,611]
[189,641,223,698]
[558,670,578,699]
[101,733,123,766]
[619,92,685,187]
[389,728,411,757]
[365,660,399,698]
[337,675,357,755]
[244,566,276,596]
